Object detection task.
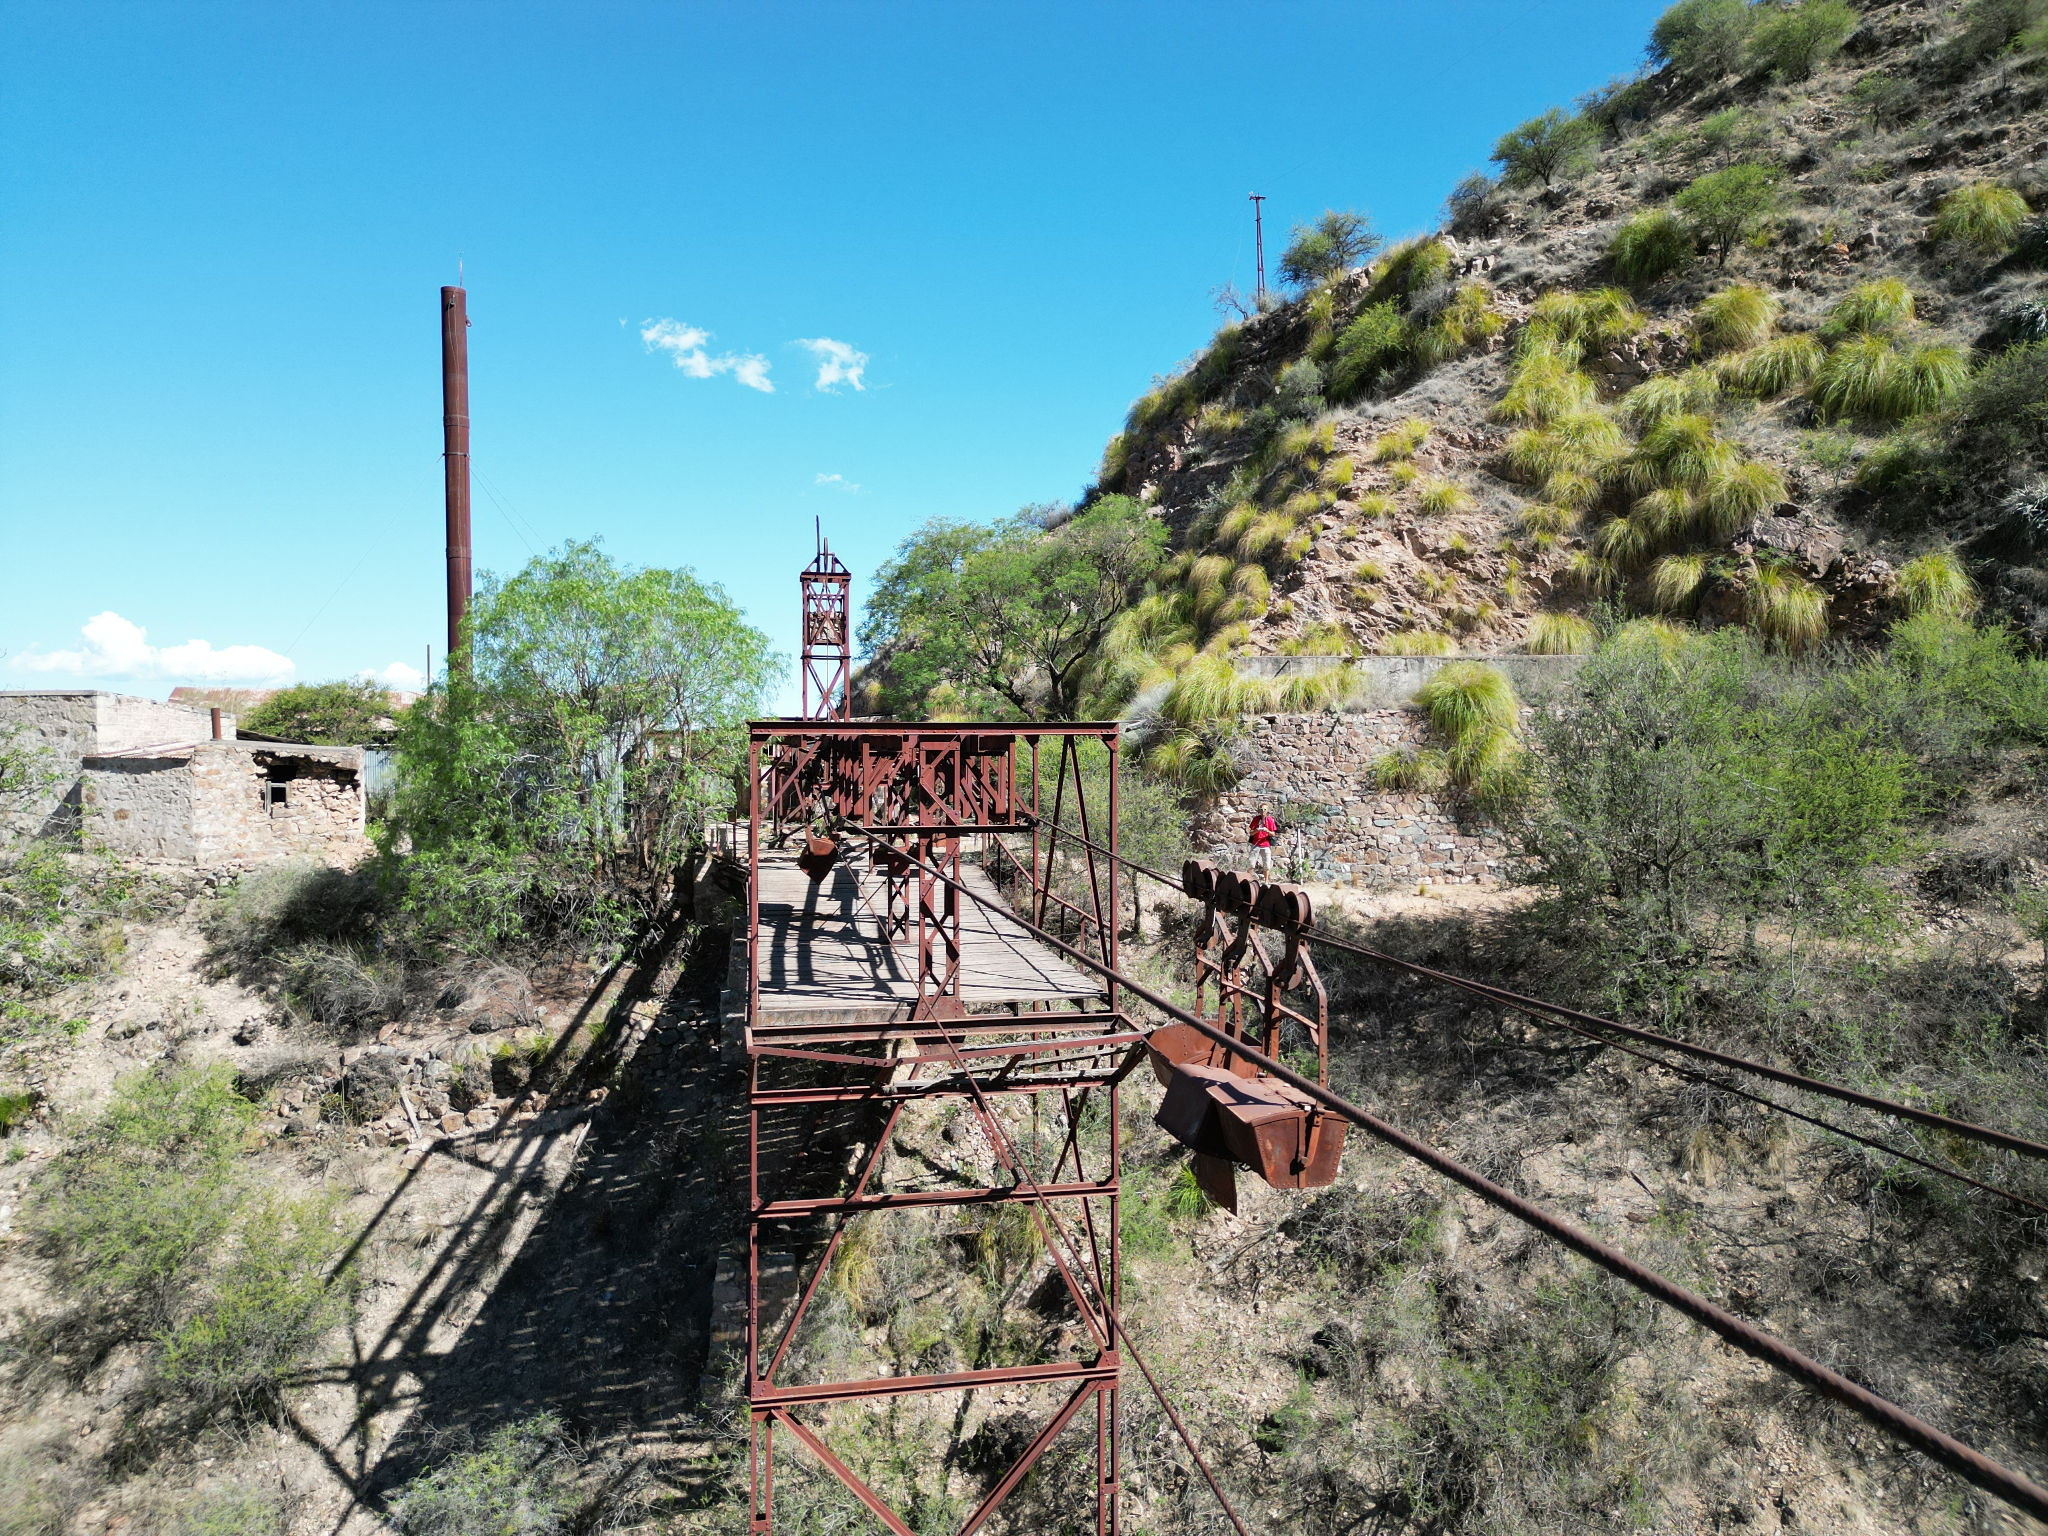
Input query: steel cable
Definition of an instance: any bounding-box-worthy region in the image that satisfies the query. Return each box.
[884,836,2048,1524]
[1010,819,2048,1165]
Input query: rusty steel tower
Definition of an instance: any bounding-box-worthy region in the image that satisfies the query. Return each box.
[799,527,852,720]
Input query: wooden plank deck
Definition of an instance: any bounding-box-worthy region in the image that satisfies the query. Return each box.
[752,849,1104,1026]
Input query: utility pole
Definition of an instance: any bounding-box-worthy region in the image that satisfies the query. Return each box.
[440,284,472,668]
[1249,193,1267,304]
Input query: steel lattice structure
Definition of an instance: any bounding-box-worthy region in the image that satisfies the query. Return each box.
[799,539,852,721]
[744,717,1129,1533]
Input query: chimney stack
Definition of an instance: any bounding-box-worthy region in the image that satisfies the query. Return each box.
[441,286,471,665]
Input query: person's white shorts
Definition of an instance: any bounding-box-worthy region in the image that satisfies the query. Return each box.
[1250,845,1273,872]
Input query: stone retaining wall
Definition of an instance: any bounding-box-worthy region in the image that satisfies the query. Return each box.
[1196,710,1509,889]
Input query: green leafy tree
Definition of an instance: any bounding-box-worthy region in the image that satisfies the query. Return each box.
[1491,108,1600,190]
[1673,163,1779,264]
[859,498,1167,721]
[1277,209,1382,289]
[241,678,396,744]
[385,540,779,947]
[1746,0,1858,80]
[1649,0,1758,79]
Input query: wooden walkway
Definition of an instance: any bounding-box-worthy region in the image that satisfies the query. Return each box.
[751,849,1103,1027]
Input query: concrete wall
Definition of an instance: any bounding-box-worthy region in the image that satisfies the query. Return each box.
[1199,710,1509,888]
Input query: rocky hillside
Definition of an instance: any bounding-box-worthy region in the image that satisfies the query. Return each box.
[1092,0,2047,668]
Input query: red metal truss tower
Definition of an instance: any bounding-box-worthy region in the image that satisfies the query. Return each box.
[744,555,1130,1532]
[800,531,853,720]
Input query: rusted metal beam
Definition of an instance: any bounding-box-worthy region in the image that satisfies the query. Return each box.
[751,1357,1118,1407]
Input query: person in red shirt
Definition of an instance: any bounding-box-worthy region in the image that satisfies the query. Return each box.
[1249,803,1279,874]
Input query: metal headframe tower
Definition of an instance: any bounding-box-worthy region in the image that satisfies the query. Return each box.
[800,523,852,720]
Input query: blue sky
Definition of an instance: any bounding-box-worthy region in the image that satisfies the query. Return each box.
[0,1,1665,710]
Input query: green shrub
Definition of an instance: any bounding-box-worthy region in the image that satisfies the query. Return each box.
[156,1193,353,1413]
[241,679,396,745]
[1824,278,1915,339]
[1564,550,1623,595]
[390,1415,583,1536]
[1518,503,1583,537]
[1413,281,1505,366]
[1885,344,1972,419]
[1530,288,1644,351]
[1746,0,1858,80]
[1650,0,1758,79]
[1372,417,1432,461]
[1674,163,1780,264]
[1380,630,1454,656]
[1496,350,1596,426]
[1691,284,1778,354]
[1944,0,2048,70]
[1741,559,1829,651]
[35,1063,255,1328]
[1319,455,1355,488]
[1896,551,1977,619]
[1417,479,1476,516]
[1813,333,1901,421]
[1415,662,1519,779]
[1492,107,1600,189]
[1619,368,1721,431]
[1328,304,1414,400]
[1609,209,1694,286]
[1371,746,1451,791]
[1278,209,1382,288]
[1849,71,1918,128]
[1627,413,1735,491]
[1931,182,2031,255]
[1650,552,1711,613]
[1714,333,1823,396]
[1355,491,1396,519]
[1697,460,1788,536]
[1525,613,1598,654]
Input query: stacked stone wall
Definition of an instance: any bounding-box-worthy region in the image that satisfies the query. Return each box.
[79,756,198,861]
[1197,711,1509,889]
[190,745,369,867]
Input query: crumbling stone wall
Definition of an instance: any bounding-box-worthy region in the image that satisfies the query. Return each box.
[1197,711,1509,889]
[190,745,368,866]
[77,743,367,868]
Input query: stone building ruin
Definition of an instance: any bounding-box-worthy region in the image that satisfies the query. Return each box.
[0,689,370,868]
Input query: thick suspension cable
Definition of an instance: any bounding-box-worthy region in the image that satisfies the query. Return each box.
[905,837,2048,1525]
[1013,822,2048,1166]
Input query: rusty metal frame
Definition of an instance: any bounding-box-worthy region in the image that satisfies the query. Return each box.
[800,540,852,720]
[744,703,1126,1533]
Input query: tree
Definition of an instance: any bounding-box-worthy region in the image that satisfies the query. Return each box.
[241,679,396,744]
[1745,0,1858,81]
[1673,163,1779,265]
[1491,108,1600,191]
[859,498,1168,721]
[1276,209,1381,289]
[1648,0,1757,79]
[385,540,779,946]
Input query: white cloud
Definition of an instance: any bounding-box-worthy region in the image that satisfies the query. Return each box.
[11,611,295,685]
[797,337,868,392]
[367,662,426,690]
[814,472,861,493]
[640,318,774,393]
